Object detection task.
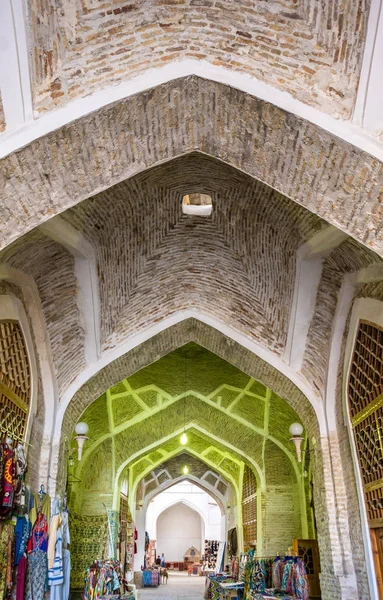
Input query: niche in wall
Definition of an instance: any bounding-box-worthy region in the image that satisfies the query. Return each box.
[156,502,203,561]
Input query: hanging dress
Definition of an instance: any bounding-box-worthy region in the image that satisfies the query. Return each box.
[25,512,48,600]
[14,446,27,515]
[0,521,14,600]
[48,523,64,600]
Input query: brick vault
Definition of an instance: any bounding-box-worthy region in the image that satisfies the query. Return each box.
[1,3,383,600]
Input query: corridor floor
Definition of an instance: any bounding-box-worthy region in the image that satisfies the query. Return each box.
[137,572,205,599]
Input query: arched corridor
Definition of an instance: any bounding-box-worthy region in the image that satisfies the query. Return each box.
[1,3,383,600]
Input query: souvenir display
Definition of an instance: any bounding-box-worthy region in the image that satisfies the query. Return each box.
[203,540,220,570]
[236,551,309,600]
[0,443,72,600]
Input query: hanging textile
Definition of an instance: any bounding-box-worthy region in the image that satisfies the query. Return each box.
[25,549,48,600]
[63,549,71,600]
[0,521,14,600]
[271,557,282,588]
[14,516,31,566]
[240,553,309,600]
[69,512,108,588]
[48,514,62,569]
[0,444,16,519]
[84,561,121,600]
[48,524,64,600]
[292,558,309,600]
[25,512,48,600]
[16,554,27,600]
[29,492,51,531]
[14,445,27,514]
[0,446,4,496]
[107,510,119,560]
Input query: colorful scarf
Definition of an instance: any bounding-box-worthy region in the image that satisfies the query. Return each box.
[28,513,48,553]
[0,445,15,518]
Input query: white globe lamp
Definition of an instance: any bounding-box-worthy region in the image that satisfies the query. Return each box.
[180,432,188,445]
[289,422,304,463]
[74,422,89,461]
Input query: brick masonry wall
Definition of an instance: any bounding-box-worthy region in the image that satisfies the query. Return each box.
[1,149,377,403]
[28,0,369,118]
[263,441,302,555]
[301,239,382,397]
[1,232,86,397]
[53,320,348,595]
[334,314,370,599]
[59,318,319,446]
[64,153,325,352]
[1,78,382,256]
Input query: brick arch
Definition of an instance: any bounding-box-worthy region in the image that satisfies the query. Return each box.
[144,476,227,516]
[51,316,360,598]
[1,77,382,255]
[29,0,365,118]
[134,452,234,515]
[57,318,318,456]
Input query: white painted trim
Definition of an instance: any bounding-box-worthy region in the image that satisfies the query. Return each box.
[324,282,355,434]
[0,266,57,451]
[341,298,383,600]
[284,226,347,370]
[353,0,383,127]
[1,60,383,160]
[52,310,326,448]
[326,262,383,433]
[11,0,33,122]
[182,204,212,216]
[39,217,101,363]
[0,294,37,447]
[153,498,207,544]
[0,0,25,130]
[108,423,261,510]
[143,475,227,515]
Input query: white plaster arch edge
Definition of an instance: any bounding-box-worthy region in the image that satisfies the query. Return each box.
[340,297,383,600]
[284,225,348,370]
[39,216,101,364]
[325,263,383,434]
[1,58,383,161]
[128,441,243,506]
[53,309,326,448]
[0,267,57,454]
[153,498,208,546]
[110,423,261,508]
[143,475,228,516]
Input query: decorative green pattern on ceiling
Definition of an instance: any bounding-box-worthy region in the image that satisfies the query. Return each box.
[128,428,242,497]
[74,343,304,505]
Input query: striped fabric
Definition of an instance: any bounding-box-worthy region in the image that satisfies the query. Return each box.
[48,528,64,587]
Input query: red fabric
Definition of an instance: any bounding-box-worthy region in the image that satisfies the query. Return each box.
[16,555,27,600]
[0,445,15,517]
[27,513,48,553]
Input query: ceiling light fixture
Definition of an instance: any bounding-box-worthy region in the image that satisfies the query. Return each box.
[289,422,304,463]
[74,422,89,461]
[183,465,189,475]
[180,432,188,445]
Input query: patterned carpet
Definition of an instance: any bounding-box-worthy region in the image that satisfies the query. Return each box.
[138,572,205,599]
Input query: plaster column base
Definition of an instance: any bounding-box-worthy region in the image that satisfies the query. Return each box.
[134,572,143,588]
[319,572,359,600]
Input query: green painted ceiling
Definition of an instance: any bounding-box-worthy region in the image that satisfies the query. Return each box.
[73,343,303,504]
